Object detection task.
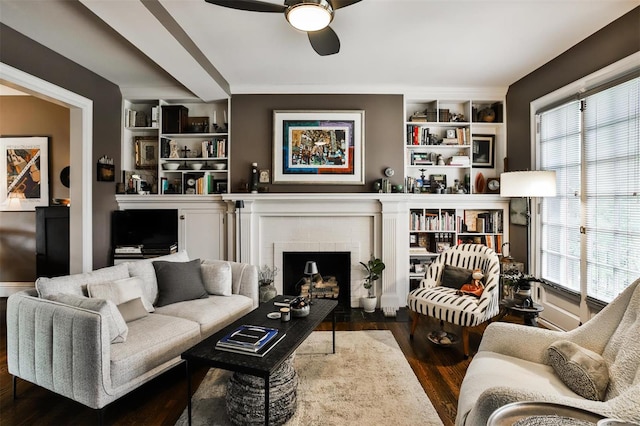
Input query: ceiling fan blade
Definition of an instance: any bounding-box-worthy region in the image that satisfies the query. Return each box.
[329,0,362,10]
[308,26,340,56]
[204,0,286,13]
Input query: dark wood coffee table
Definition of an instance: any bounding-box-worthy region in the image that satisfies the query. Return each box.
[181,297,338,426]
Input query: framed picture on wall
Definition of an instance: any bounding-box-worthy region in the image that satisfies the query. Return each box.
[472,134,495,168]
[1,136,49,211]
[272,110,365,184]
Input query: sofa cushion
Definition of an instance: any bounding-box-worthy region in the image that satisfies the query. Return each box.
[87,276,154,313]
[155,294,254,338]
[200,260,232,296]
[49,293,128,343]
[126,250,190,305]
[547,340,609,401]
[36,264,129,299]
[441,264,473,289]
[153,259,208,307]
[109,313,201,388]
[117,298,149,322]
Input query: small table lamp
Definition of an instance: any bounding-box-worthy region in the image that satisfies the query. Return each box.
[304,261,318,305]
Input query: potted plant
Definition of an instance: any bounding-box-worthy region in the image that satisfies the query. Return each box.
[258,265,278,303]
[359,255,385,313]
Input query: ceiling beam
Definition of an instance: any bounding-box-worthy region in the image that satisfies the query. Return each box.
[80,0,229,101]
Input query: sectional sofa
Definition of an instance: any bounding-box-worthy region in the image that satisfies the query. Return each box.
[7,251,258,413]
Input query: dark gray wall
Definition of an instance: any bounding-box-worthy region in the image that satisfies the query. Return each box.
[505,6,639,266]
[1,23,123,270]
[230,94,404,192]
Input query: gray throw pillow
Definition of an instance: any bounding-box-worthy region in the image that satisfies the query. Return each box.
[547,340,609,401]
[117,297,149,322]
[49,293,128,343]
[153,258,208,307]
[441,264,473,289]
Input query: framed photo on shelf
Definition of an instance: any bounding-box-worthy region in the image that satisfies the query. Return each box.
[436,241,451,253]
[1,136,49,211]
[272,110,365,184]
[135,136,158,169]
[472,134,495,168]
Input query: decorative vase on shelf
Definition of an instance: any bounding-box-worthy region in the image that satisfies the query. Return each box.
[259,282,277,303]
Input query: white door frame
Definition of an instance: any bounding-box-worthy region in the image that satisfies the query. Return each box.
[1,62,93,276]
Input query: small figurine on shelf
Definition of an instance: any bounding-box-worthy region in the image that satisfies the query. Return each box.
[169,140,179,158]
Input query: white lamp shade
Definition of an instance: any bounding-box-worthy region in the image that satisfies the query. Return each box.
[500,171,557,197]
[304,261,318,275]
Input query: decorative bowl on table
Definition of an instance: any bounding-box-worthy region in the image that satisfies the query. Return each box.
[291,305,310,318]
[189,163,204,170]
[162,162,180,170]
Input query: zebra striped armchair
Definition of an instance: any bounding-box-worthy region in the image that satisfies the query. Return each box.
[407,244,501,358]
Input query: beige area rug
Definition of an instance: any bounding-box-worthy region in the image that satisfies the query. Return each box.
[176,330,444,426]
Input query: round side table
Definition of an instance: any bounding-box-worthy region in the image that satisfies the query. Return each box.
[500,299,544,327]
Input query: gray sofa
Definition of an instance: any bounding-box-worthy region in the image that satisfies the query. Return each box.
[7,251,258,411]
[456,277,640,425]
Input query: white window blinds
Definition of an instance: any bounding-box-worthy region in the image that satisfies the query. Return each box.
[538,76,640,302]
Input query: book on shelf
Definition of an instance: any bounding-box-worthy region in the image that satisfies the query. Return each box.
[114,244,143,254]
[215,325,284,357]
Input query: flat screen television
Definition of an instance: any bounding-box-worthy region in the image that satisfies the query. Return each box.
[112,209,178,250]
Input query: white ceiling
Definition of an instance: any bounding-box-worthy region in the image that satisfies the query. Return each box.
[0,0,637,101]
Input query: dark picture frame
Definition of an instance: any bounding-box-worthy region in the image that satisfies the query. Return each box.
[272,110,365,184]
[472,134,495,168]
[135,136,158,169]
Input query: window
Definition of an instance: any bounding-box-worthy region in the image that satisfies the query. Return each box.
[538,76,640,303]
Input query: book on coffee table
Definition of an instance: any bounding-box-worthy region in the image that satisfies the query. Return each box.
[215,325,285,357]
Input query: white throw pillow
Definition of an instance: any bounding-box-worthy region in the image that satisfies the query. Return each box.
[87,276,155,313]
[200,260,233,296]
[49,293,128,343]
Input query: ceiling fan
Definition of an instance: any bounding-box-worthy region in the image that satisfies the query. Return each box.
[204,0,362,56]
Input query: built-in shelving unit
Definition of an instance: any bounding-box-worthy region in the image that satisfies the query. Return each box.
[404,97,505,195]
[121,98,230,195]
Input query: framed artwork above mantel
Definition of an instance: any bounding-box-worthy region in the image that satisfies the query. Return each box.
[272,110,365,184]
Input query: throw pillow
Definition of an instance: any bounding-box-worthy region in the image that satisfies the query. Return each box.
[126,250,190,305]
[200,260,232,296]
[87,276,155,313]
[49,293,128,343]
[547,340,609,401]
[441,264,473,289]
[117,297,149,322]
[153,258,208,307]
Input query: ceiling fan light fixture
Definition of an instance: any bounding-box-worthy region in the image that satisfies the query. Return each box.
[286,0,333,32]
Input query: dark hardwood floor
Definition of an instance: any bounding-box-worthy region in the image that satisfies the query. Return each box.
[0,298,525,426]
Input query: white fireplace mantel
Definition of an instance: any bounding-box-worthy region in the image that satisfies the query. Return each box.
[222,193,409,316]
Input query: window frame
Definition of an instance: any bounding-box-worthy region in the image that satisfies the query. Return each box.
[529,53,640,313]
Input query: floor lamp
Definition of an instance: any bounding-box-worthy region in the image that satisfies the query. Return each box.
[500,171,557,303]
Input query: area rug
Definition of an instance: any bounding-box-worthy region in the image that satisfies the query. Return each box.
[175,330,444,426]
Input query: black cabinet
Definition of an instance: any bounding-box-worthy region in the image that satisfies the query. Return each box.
[36,206,69,278]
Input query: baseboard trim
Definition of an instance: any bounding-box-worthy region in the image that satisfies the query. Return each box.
[0,282,34,297]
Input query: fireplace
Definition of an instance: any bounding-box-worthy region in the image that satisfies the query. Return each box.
[282,251,350,309]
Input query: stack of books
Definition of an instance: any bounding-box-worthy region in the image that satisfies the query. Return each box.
[114,245,143,260]
[215,325,285,357]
